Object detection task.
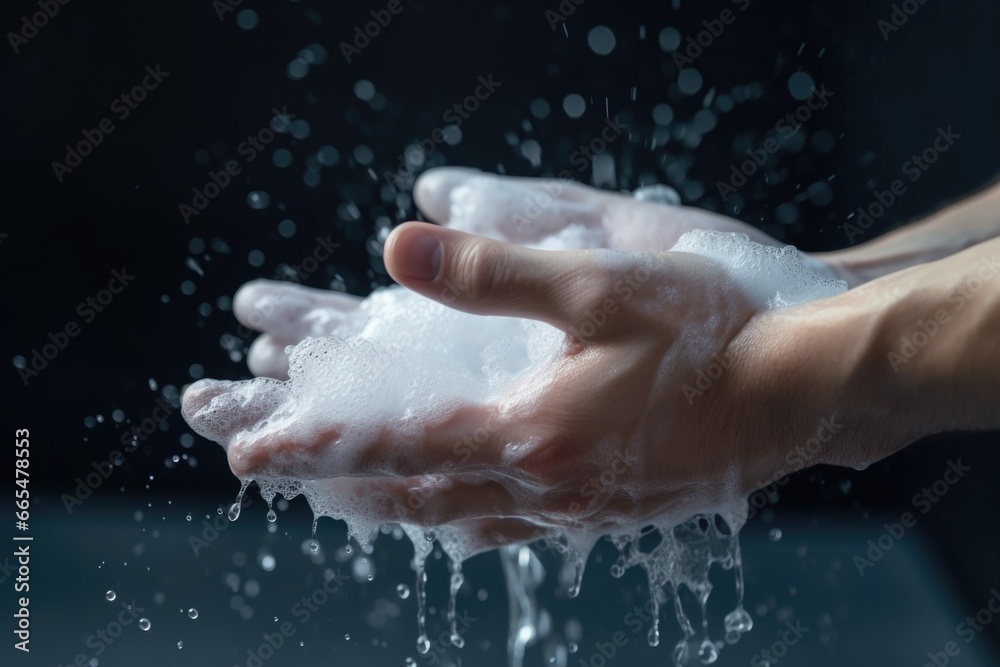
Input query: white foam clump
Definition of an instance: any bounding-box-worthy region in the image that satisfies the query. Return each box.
[183,180,846,665]
[672,228,846,309]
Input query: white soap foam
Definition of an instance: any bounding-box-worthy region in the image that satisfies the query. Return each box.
[182,182,846,664]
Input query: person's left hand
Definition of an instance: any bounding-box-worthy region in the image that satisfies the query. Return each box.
[234,167,791,380]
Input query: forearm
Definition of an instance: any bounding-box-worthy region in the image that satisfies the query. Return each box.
[823,237,1000,465]
[814,180,1000,286]
[737,237,1000,485]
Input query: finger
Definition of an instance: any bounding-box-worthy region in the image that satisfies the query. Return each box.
[233,279,361,339]
[413,166,483,224]
[383,221,634,332]
[181,378,292,447]
[415,168,604,246]
[224,403,513,480]
[308,475,521,528]
[246,334,292,379]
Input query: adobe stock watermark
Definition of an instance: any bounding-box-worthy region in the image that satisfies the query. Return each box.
[407,413,503,510]
[234,567,349,667]
[575,600,664,667]
[564,256,658,343]
[544,0,588,30]
[418,610,478,665]
[16,267,135,386]
[920,587,1000,667]
[509,118,629,234]
[745,415,843,521]
[843,126,960,244]
[188,496,254,556]
[221,235,340,352]
[853,459,970,576]
[61,397,176,514]
[715,84,834,202]
[887,252,998,372]
[384,74,503,194]
[749,619,809,667]
[7,0,72,54]
[55,599,146,667]
[51,64,170,182]
[339,0,413,63]
[212,0,245,20]
[877,0,930,41]
[670,0,753,71]
[565,449,638,516]
[681,353,734,405]
[179,105,295,224]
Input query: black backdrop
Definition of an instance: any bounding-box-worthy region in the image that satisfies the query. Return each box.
[3,0,1000,664]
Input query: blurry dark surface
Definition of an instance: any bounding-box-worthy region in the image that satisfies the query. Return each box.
[2,0,1000,664]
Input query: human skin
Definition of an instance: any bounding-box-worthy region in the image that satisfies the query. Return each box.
[182,170,1000,550]
[237,169,1000,379]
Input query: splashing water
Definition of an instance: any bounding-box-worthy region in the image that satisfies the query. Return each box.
[182,181,846,664]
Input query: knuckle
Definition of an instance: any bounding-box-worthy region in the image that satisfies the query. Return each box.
[459,241,511,304]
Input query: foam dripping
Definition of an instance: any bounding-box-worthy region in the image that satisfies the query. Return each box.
[183,179,846,664]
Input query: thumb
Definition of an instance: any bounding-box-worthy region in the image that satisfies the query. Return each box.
[383,221,614,332]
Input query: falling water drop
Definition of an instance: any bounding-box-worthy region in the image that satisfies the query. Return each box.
[447,562,465,648]
[228,480,250,521]
[105,590,116,602]
[397,583,410,599]
[698,637,719,664]
[672,639,689,666]
[266,509,277,523]
[177,640,184,649]
[187,608,199,620]
[138,618,151,632]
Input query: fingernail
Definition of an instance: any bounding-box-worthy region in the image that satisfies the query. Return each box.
[395,229,442,282]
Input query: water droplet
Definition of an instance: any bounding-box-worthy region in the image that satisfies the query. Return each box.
[266,509,277,523]
[397,584,410,599]
[672,639,689,666]
[309,540,319,553]
[246,191,271,210]
[228,503,241,522]
[698,637,719,664]
[344,633,350,640]
[568,642,578,653]
[344,544,353,555]
[138,618,151,631]
[177,640,184,649]
[105,590,116,602]
[723,607,753,634]
[187,608,199,620]
[768,528,783,542]
[416,635,431,654]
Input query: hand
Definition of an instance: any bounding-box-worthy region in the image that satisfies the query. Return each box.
[235,167,800,380]
[183,220,845,547]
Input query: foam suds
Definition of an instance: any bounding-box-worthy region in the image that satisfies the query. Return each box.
[182,180,846,664]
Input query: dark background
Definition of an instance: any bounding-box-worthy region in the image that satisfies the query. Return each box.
[2,0,1000,665]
